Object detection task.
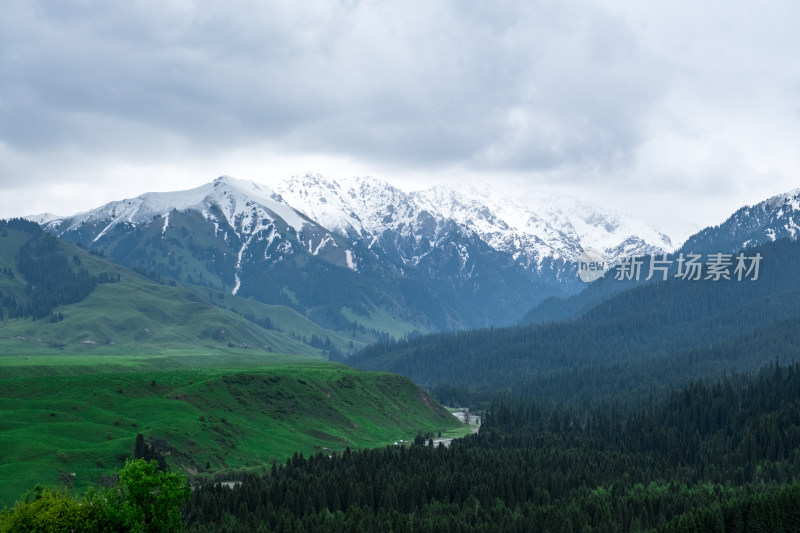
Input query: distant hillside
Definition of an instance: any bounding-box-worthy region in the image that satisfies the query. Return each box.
[349,238,800,408]
[0,218,366,356]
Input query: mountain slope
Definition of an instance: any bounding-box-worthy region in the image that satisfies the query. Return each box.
[350,237,800,407]
[31,178,450,334]
[274,174,559,325]
[32,176,334,294]
[30,174,674,333]
[0,218,361,356]
[522,187,800,325]
[681,188,800,253]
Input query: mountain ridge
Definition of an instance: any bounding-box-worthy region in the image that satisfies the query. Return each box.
[275,173,673,268]
[521,186,800,325]
[680,187,800,254]
[28,174,674,334]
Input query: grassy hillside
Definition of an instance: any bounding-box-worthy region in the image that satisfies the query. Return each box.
[0,219,371,356]
[0,351,463,507]
[199,289,376,354]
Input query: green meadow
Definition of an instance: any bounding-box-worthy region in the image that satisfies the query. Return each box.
[0,351,462,507]
[0,221,463,508]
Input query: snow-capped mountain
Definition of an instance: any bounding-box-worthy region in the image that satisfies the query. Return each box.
[33,176,359,295]
[29,173,676,334]
[680,188,800,254]
[31,176,540,331]
[35,176,308,239]
[274,175,416,241]
[521,186,800,326]
[413,184,673,267]
[275,173,673,272]
[274,174,551,324]
[275,175,486,270]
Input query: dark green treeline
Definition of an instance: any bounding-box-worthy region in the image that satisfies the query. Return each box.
[185,361,800,532]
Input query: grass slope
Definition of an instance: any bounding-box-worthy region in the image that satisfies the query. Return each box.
[0,352,462,507]
[341,305,428,339]
[201,289,375,353]
[0,223,368,356]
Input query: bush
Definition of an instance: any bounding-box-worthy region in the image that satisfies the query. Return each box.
[0,459,190,532]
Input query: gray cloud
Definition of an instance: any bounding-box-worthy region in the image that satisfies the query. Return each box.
[1,0,800,242]
[0,2,659,161]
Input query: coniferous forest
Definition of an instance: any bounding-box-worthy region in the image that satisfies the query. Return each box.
[0,219,119,321]
[182,361,800,532]
[348,239,800,410]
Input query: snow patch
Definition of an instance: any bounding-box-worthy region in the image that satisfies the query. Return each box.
[311,234,335,255]
[232,274,241,295]
[232,234,256,295]
[345,249,357,271]
[92,220,117,243]
[785,217,800,238]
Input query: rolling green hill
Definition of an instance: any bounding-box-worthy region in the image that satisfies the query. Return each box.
[0,219,371,356]
[0,352,463,507]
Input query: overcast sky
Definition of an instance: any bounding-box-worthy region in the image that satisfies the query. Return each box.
[2,1,799,245]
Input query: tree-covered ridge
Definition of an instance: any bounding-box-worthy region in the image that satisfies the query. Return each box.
[0,218,118,321]
[349,238,800,408]
[183,361,800,532]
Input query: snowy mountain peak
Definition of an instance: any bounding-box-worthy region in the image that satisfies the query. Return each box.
[762,188,800,212]
[681,187,800,253]
[27,212,64,226]
[277,174,672,269]
[29,173,676,305]
[411,182,672,266]
[205,175,309,233]
[525,192,674,260]
[23,174,687,331]
[276,173,422,239]
[39,176,311,244]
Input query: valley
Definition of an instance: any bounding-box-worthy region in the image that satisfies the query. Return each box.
[4,183,800,530]
[3,2,796,528]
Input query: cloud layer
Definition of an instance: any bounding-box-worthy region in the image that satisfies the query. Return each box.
[2,0,799,241]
